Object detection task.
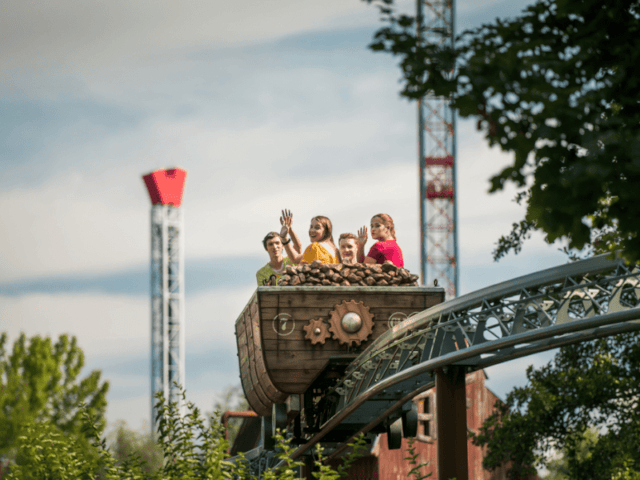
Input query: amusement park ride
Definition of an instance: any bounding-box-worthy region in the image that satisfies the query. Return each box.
[140,2,640,479]
[233,255,640,479]
[143,167,188,430]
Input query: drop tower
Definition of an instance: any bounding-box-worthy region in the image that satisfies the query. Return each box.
[142,168,187,429]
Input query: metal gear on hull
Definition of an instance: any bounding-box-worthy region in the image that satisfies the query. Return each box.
[303,318,331,345]
[328,300,374,347]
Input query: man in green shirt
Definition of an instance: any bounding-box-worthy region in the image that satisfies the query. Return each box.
[256,232,294,286]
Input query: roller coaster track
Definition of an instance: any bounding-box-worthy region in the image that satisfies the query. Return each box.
[270,253,640,467]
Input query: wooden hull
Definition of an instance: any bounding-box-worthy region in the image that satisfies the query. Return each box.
[235,286,445,416]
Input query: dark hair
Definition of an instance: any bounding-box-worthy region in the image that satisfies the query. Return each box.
[372,213,396,240]
[311,216,340,261]
[262,232,281,250]
[311,216,334,243]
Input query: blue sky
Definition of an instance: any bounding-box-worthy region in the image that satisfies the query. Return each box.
[0,0,568,435]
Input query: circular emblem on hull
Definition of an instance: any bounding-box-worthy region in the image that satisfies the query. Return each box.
[272,313,295,336]
[388,312,407,329]
[388,311,421,329]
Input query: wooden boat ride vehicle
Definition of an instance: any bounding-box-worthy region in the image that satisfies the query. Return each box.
[235,285,445,417]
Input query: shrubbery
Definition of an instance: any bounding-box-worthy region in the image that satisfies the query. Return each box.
[3,386,371,480]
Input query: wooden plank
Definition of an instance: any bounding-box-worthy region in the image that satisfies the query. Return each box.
[270,370,319,391]
[238,343,249,366]
[248,341,272,410]
[238,292,280,415]
[241,368,270,416]
[250,294,288,405]
[236,316,247,337]
[247,303,271,406]
[246,300,281,410]
[264,353,338,370]
[258,286,442,295]
[263,338,347,352]
[259,307,433,324]
[261,320,391,342]
[260,295,433,310]
[235,290,257,333]
[270,381,307,394]
[240,354,268,412]
[259,289,442,309]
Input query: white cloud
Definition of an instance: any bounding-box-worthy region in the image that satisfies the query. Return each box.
[0,286,254,359]
[0,0,393,99]
[0,285,254,430]
[0,114,565,285]
[0,171,149,281]
[0,292,149,357]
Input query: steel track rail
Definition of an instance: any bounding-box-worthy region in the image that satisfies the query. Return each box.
[271,254,640,467]
[278,308,640,466]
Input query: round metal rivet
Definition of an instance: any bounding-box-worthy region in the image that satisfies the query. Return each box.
[341,312,362,333]
[314,327,321,335]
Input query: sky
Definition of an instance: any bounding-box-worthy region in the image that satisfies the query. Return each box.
[0,0,570,437]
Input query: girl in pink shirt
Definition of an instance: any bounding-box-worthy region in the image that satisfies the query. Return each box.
[358,213,404,267]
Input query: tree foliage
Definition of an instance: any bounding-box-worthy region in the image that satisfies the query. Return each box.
[107,421,163,476]
[364,0,640,262]
[0,332,109,460]
[471,331,640,480]
[208,384,250,448]
[7,419,103,480]
[4,385,369,480]
[544,427,598,480]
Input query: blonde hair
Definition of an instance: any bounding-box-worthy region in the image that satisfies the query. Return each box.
[372,213,397,240]
[339,233,358,243]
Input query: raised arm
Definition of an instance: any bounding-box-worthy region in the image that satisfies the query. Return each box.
[284,210,303,254]
[280,209,304,264]
[357,226,368,263]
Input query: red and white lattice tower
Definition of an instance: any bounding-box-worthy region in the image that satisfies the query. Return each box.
[417,0,458,298]
[142,168,187,429]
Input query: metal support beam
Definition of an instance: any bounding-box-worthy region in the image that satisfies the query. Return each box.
[417,0,458,299]
[144,168,187,433]
[436,367,468,480]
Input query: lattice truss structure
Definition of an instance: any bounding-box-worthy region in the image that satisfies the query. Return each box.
[151,204,186,425]
[418,0,458,299]
[288,255,640,458]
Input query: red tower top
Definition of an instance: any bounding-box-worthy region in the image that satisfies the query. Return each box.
[142,168,187,207]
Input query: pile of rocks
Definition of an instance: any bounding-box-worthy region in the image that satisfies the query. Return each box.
[277,260,419,287]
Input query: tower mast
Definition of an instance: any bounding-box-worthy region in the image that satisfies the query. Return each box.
[417,0,458,298]
[143,168,187,429]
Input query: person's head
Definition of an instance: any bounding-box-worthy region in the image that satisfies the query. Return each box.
[371,213,396,241]
[309,216,334,244]
[262,232,283,258]
[339,233,358,264]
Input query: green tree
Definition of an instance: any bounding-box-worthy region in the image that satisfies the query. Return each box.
[209,384,250,448]
[0,332,109,462]
[471,331,640,480]
[6,419,104,480]
[5,385,368,480]
[108,421,163,476]
[544,427,598,480]
[364,0,640,262]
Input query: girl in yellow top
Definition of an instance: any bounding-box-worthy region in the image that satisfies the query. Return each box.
[279,209,340,264]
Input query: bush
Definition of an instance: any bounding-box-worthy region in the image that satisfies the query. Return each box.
[4,385,368,480]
